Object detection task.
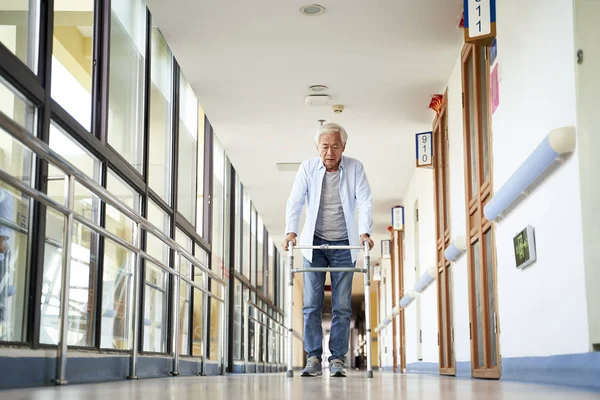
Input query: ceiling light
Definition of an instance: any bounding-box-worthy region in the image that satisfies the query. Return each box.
[309,85,328,92]
[300,4,326,16]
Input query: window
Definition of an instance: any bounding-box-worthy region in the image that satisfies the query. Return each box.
[147,24,173,204]
[40,123,101,346]
[242,187,251,279]
[100,170,141,350]
[0,81,35,343]
[146,200,170,266]
[211,137,225,279]
[233,174,242,273]
[175,229,192,356]
[143,262,167,353]
[192,247,208,358]
[51,0,94,131]
[0,0,39,72]
[177,72,197,223]
[107,0,146,172]
[196,106,205,235]
[268,236,274,300]
[232,279,243,360]
[256,216,264,294]
[250,206,257,286]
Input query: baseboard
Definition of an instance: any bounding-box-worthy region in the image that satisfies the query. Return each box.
[406,352,600,391]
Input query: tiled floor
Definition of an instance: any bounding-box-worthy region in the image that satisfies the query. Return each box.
[1,372,599,400]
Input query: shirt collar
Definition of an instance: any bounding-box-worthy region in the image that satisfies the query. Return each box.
[318,156,345,172]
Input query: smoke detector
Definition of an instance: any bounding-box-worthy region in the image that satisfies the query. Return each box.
[332,104,344,113]
[300,4,326,16]
[305,94,330,107]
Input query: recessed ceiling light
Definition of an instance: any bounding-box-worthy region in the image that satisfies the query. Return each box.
[300,4,326,16]
[309,85,328,92]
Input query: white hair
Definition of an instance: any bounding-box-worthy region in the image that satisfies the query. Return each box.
[314,123,348,145]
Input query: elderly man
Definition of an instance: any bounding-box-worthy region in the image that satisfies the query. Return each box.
[283,122,373,378]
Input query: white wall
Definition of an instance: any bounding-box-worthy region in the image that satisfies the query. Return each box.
[399,0,591,365]
[401,168,437,364]
[491,0,589,357]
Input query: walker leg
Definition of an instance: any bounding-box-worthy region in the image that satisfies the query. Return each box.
[363,246,374,378]
[287,245,295,377]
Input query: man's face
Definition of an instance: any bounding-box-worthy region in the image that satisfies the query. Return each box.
[317,132,345,171]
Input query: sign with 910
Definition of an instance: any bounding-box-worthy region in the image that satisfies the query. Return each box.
[415,131,433,168]
[464,0,496,45]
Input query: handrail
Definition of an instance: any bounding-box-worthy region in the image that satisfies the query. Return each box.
[246,300,283,327]
[0,110,227,382]
[444,236,466,262]
[0,110,225,287]
[484,127,576,221]
[0,216,28,235]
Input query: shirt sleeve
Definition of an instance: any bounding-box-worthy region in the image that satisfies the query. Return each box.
[355,161,373,236]
[284,161,308,235]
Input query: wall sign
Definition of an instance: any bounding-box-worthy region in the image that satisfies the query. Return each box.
[381,240,391,259]
[392,206,404,231]
[415,132,433,168]
[464,0,496,45]
[513,225,537,269]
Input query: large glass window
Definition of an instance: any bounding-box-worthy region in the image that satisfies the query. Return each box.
[177,73,197,223]
[147,24,173,204]
[233,279,243,360]
[211,137,225,280]
[0,81,35,343]
[0,0,39,72]
[51,0,94,131]
[146,200,170,266]
[256,216,264,294]
[101,170,141,349]
[143,262,167,353]
[233,174,242,273]
[268,236,274,300]
[40,123,101,346]
[192,247,208,358]
[242,187,250,279]
[107,0,146,172]
[176,229,192,356]
[196,106,205,235]
[250,206,256,286]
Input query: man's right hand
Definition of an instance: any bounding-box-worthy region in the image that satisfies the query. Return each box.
[282,233,297,251]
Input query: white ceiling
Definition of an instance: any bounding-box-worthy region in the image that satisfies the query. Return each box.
[145,0,463,265]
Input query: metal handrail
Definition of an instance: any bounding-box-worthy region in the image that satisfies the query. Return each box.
[0,216,28,235]
[0,111,226,287]
[0,110,227,382]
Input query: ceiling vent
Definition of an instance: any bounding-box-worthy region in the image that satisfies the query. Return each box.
[276,163,301,172]
[305,94,329,107]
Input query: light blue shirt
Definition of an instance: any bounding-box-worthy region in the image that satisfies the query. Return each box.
[285,156,373,263]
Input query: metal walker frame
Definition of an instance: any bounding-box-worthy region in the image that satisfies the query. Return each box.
[285,242,374,378]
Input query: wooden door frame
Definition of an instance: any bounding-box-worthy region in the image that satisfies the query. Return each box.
[460,43,501,379]
[433,91,456,376]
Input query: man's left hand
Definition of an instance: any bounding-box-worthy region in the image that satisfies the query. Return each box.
[360,234,374,250]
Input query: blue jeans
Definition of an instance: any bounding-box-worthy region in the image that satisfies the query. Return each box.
[303,236,354,363]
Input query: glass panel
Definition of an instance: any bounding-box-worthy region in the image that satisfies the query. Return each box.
[0,185,30,342]
[242,188,251,279]
[256,216,264,293]
[179,281,190,355]
[250,206,257,286]
[105,170,140,246]
[208,294,221,361]
[443,115,450,231]
[473,240,484,368]
[51,0,94,131]
[0,78,36,186]
[146,200,170,266]
[211,137,225,278]
[148,23,173,204]
[268,236,274,300]
[196,106,205,235]
[467,53,477,199]
[441,269,447,367]
[233,279,242,360]
[485,228,497,367]
[40,125,101,346]
[234,175,242,273]
[100,239,135,349]
[258,301,265,363]
[479,47,490,184]
[191,287,204,357]
[175,228,192,278]
[177,72,198,223]
[107,0,146,171]
[0,0,38,71]
[143,262,167,353]
[247,288,255,362]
